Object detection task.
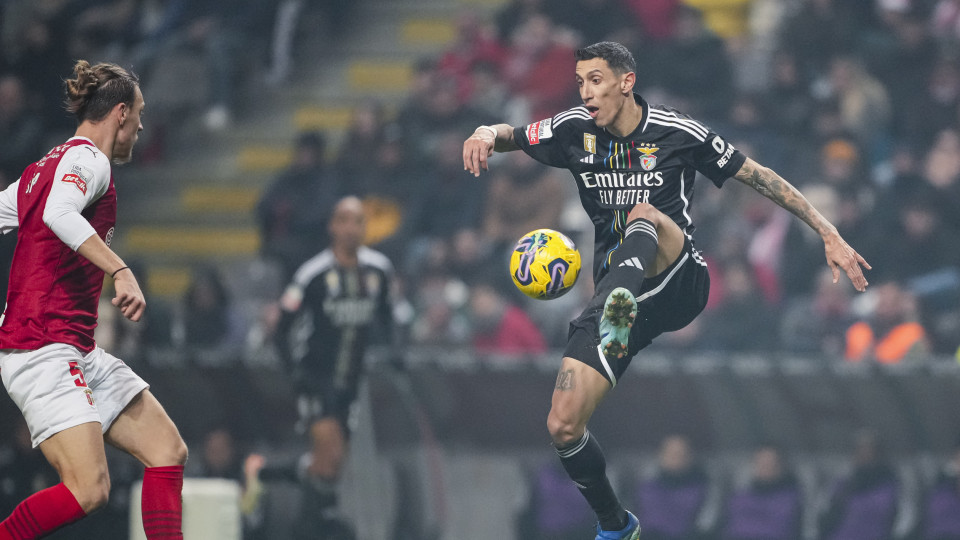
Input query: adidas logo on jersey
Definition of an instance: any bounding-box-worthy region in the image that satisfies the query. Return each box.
[579,154,595,164]
[619,257,644,270]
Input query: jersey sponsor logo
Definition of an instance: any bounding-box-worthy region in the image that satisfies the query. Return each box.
[70,163,93,183]
[525,118,553,145]
[61,173,87,194]
[637,144,659,171]
[579,171,664,189]
[584,133,597,154]
[713,136,735,168]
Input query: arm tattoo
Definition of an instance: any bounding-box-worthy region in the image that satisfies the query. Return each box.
[734,159,830,237]
[555,369,575,391]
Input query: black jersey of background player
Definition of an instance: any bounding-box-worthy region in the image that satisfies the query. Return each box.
[513,93,746,283]
[277,246,394,392]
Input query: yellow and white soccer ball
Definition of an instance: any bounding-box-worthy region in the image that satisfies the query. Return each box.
[509,228,581,300]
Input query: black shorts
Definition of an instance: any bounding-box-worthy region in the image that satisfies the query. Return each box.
[295,388,358,436]
[563,236,710,385]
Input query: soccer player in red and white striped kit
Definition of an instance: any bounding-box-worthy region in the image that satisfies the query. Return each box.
[0,61,187,540]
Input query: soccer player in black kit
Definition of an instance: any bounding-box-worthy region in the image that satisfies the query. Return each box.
[462,42,870,540]
[274,196,395,539]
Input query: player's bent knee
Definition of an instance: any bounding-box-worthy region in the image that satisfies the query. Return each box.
[546,410,585,447]
[66,473,111,514]
[627,202,663,224]
[169,437,189,466]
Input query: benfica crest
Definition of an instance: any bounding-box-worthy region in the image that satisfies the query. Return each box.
[637,145,659,171]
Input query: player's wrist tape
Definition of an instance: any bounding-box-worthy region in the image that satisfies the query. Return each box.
[111,266,129,278]
[476,125,498,139]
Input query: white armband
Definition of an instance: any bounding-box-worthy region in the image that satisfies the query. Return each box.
[476,125,498,139]
[46,211,97,251]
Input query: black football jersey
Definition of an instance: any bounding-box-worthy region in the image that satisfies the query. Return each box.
[278,246,394,391]
[513,93,746,283]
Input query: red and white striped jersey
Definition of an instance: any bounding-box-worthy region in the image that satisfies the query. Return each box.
[0,137,116,353]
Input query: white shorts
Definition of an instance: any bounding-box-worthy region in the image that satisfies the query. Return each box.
[0,343,149,447]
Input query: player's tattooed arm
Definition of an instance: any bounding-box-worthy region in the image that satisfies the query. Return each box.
[555,369,575,391]
[733,157,871,291]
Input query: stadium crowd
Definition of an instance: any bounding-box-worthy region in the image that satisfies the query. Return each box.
[2,0,960,538]
[1,0,959,363]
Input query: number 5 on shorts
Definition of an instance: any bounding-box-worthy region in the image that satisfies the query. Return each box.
[68,361,88,388]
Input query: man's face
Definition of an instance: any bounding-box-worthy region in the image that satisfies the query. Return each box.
[112,86,144,164]
[576,58,629,128]
[329,198,366,250]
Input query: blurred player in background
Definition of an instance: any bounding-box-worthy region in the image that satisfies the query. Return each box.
[463,41,870,540]
[0,61,187,539]
[266,196,395,539]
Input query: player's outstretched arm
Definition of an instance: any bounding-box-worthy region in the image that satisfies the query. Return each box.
[463,123,519,177]
[76,234,146,321]
[733,157,871,292]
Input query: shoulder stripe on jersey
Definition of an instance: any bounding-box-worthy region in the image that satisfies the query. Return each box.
[647,117,707,142]
[648,109,708,138]
[292,249,335,285]
[553,107,591,127]
[358,246,394,274]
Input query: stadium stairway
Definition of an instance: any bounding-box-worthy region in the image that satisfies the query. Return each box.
[114,0,506,299]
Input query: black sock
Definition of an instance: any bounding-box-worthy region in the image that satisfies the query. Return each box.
[556,430,627,531]
[601,218,659,297]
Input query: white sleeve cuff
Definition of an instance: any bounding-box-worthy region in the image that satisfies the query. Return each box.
[46,211,97,251]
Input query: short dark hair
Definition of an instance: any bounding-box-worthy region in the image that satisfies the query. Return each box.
[574,41,636,75]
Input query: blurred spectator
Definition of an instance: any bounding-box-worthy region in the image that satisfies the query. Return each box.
[779,0,860,80]
[175,265,246,353]
[188,427,268,538]
[410,269,471,347]
[931,0,960,46]
[469,281,546,356]
[623,0,681,41]
[906,59,960,148]
[636,435,712,540]
[0,74,45,180]
[863,9,938,140]
[482,154,566,253]
[256,131,337,280]
[436,11,506,105]
[129,0,272,130]
[820,430,901,540]
[698,257,778,352]
[922,128,960,231]
[644,5,734,119]
[922,442,960,540]
[719,445,803,540]
[780,269,855,357]
[763,50,816,153]
[493,0,547,41]
[845,281,930,363]
[407,131,487,245]
[190,427,243,480]
[825,55,892,160]
[872,188,958,285]
[553,0,633,45]
[395,60,494,162]
[501,14,579,121]
[332,105,424,258]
